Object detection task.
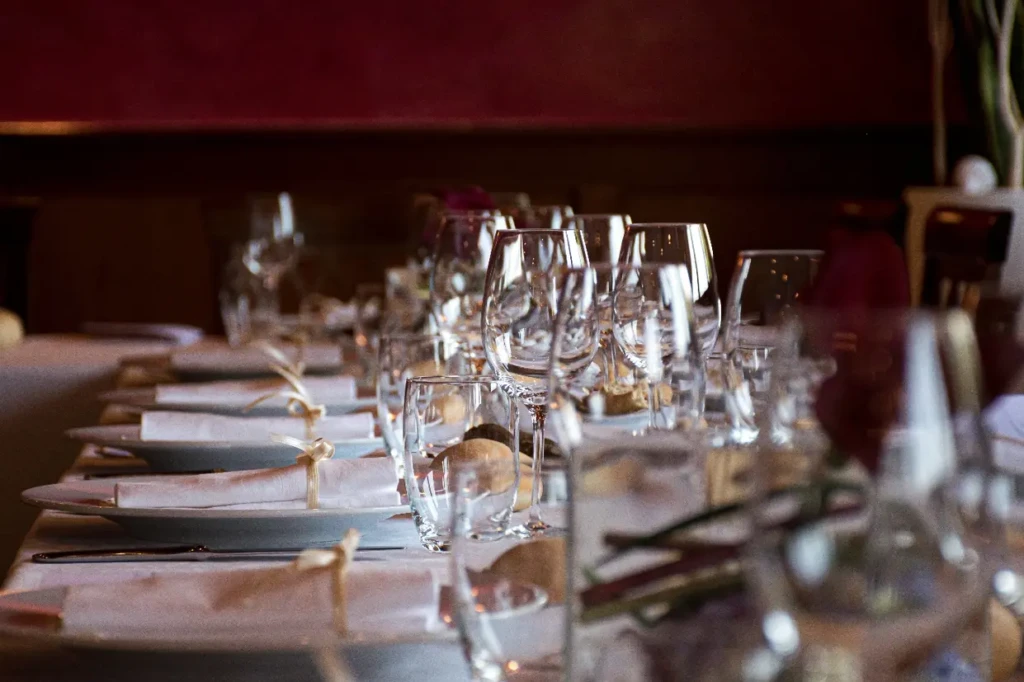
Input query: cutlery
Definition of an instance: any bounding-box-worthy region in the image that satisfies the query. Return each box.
[84,470,214,480]
[32,545,404,564]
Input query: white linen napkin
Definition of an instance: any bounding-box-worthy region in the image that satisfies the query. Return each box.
[61,561,440,637]
[139,411,375,442]
[115,457,399,509]
[170,343,342,373]
[154,375,357,406]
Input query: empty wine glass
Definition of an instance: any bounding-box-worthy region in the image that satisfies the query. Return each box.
[746,308,1001,681]
[722,249,822,444]
[377,333,470,473]
[451,459,569,681]
[242,192,305,296]
[403,376,521,551]
[620,223,720,357]
[430,211,514,367]
[482,228,589,536]
[611,264,705,431]
[565,214,631,265]
[527,205,575,230]
[352,283,385,386]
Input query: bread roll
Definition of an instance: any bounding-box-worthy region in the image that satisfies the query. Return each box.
[0,308,24,348]
[489,538,566,604]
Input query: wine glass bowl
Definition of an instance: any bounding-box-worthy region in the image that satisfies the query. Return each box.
[620,223,721,357]
[722,249,822,443]
[610,264,705,431]
[565,214,631,265]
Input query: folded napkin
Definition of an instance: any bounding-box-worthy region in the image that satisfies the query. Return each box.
[170,343,342,373]
[155,376,357,406]
[115,457,400,509]
[139,411,375,442]
[62,560,440,637]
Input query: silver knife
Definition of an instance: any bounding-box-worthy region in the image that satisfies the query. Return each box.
[32,545,404,564]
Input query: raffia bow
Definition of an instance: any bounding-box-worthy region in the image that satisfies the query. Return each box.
[296,529,362,635]
[245,341,327,439]
[213,529,362,642]
[274,435,336,509]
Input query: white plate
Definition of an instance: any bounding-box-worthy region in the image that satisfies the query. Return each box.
[66,425,382,472]
[22,480,408,550]
[99,387,375,417]
[0,584,547,679]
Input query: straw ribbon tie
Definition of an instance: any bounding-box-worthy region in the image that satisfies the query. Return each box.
[295,529,362,635]
[275,435,336,509]
[245,341,327,439]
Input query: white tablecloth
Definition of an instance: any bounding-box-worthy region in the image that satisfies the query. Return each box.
[0,336,179,574]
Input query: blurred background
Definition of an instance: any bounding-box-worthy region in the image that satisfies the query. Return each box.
[0,0,943,333]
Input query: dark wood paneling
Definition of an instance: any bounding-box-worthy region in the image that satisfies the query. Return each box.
[0,127,957,333]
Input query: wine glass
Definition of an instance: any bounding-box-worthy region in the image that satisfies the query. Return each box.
[482,228,589,536]
[611,263,705,431]
[241,192,305,299]
[746,309,1000,680]
[620,223,720,357]
[527,205,575,230]
[376,333,470,473]
[722,249,822,444]
[451,458,569,681]
[430,211,514,366]
[565,214,631,265]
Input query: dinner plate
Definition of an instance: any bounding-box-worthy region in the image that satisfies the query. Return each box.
[22,480,409,550]
[0,585,555,682]
[66,425,382,472]
[99,387,375,417]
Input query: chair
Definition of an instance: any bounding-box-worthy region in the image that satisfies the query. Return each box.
[918,206,1012,317]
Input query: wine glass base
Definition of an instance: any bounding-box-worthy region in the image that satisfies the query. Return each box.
[508,520,567,539]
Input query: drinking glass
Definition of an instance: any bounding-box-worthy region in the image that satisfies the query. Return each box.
[377,334,471,473]
[384,266,430,333]
[620,223,720,357]
[242,192,305,304]
[722,249,822,443]
[352,282,385,385]
[430,211,514,366]
[220,246,266,346]
[403,376,520,551]
[610,263,705,431]
[746,309,1001,681]
[451,459,569,681]
[483,228,589,536]
[565,214,631,265]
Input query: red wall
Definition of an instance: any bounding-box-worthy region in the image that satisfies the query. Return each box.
[0,0,930,129]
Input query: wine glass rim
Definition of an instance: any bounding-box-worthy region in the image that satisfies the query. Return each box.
[737,248,824,257]
[569,213,631,219]
[495,227,580,234]
[378,332,453,343]
[441,209,502,216]
[560,262,686,274]
[405,374,502,386]
[626,222,707,228]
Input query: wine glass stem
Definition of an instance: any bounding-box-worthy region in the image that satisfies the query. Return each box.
[528,405,547,527]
